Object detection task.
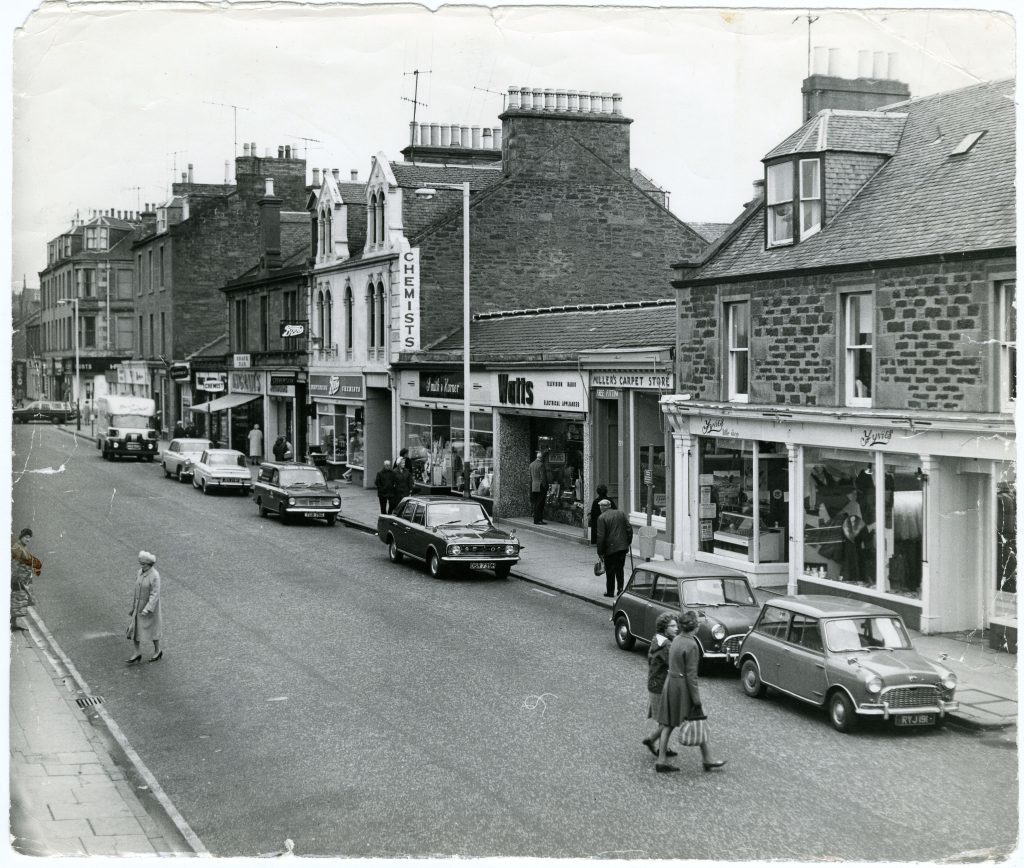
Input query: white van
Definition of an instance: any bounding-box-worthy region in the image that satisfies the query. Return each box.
[95,395,158,461]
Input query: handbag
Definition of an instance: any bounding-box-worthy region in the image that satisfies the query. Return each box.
[677,717,709,747]
[593,558,605,576]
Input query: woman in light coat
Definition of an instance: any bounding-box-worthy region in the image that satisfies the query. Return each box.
[127,551,163,664]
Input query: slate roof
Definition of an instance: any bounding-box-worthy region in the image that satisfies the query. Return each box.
[630,168,668,194]
[765,110,906,159]
[690,79,1015,282]
[688,222,732,244]
[390,162,502,190]
[429,301,676,356]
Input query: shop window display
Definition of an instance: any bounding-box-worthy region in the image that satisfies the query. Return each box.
[697,438,787,563]
[802,448,923,599]
[402,410,493,498]
[631,392,667,518]
[317,404,363,469]
[533,420,584,527]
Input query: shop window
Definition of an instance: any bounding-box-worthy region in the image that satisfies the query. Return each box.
[842,292,873,406]
[533,418,585,526]
[449,412,494,499]
[698,438,787,563]
[317,404,346,464]
[726,301,750,402]
[631,392,667,518]
[402,409,494,497]
[348,409,364,469]
[997,280,1016,410]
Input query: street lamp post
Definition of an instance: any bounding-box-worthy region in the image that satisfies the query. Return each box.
[415,181,471,498]
[57,297,81,431]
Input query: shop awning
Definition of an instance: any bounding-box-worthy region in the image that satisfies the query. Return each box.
[190,393,259,414]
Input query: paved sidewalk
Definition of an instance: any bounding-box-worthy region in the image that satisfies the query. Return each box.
[9,612,203,857]
[327,476,1018,731]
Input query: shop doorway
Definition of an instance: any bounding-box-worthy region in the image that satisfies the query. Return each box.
[531,417,585,528]
[593,397,620,504]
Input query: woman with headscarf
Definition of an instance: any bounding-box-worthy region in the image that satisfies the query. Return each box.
[655,609,726,773]
[642,611,679,759]
[126,551,163,664]
[10,528,41,632]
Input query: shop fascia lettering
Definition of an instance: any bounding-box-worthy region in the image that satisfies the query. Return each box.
[230,371,263,394]
[590,371,674,390]
[402,249,420,351]
[494,372,588,411]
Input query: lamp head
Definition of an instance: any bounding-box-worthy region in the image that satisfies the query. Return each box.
[414,187,437,200]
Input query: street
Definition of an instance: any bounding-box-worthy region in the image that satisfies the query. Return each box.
[12,425,1019,860]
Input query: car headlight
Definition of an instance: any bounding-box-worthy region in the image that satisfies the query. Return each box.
[710,623,726,641]
[332,498,340,507]
[288,497,296,506]
[184,459,192,469]
[942,673,957,691]
[866,676,883,694]
[505,544,517,556]
[449,545,463,556]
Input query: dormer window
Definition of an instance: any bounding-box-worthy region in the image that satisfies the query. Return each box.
[766,157,822,248]
[157,209,168,233]
[84,226,108,250]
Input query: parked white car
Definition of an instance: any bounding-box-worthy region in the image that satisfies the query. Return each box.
[191,449,252,494]
[162,438,213,481]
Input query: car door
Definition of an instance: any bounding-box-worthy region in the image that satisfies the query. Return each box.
[166,441,180,471]
[405,502,428,558]
[618,567,655,641]
[749,604,792,688]
[196,451,210,484]
[777,614,828,703]
[643,573,681,640]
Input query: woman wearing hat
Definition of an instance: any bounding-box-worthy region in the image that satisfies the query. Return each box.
[126,551,163,664]
[655,609,726,773]
[642,612,679,759]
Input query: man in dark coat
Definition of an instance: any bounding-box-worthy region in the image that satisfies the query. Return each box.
[529,451,548,525]
[596,499,633,597]
[375,460,397,515]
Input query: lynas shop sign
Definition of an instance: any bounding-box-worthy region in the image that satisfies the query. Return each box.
[401,249,421,350]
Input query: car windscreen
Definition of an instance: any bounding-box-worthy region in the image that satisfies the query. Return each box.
[824,616,912,652]
[178,440,210,451]
[681,578,756,606]
[426,503,489,526]
[113,415,151,428]
[279,468,327,487]
[208,453,245,467]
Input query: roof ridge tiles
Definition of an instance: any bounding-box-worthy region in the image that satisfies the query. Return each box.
[474,298,675,320]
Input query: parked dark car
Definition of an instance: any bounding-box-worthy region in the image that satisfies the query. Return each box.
[252,462,341,525]
[377,495,521,579]
[13,400,78,424]
[611,562,760,667]
[736,594,959,732]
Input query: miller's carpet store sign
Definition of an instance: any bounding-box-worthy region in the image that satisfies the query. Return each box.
[494,372,589,412]
[590,371,674,390]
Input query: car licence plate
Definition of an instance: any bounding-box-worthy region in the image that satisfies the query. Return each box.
[470,561,496,570]
[307,512,325,519]
[894,713,936,726]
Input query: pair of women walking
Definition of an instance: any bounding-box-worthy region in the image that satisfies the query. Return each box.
[643,610,726,773]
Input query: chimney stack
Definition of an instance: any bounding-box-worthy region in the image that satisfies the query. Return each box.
[187,163,194,183]
[312,167,321,185]
[802,48,910,121]
[258,177,282,270]
[332,168,340,181]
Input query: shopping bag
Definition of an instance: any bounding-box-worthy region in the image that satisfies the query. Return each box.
[593,558,605,576]
[677,718,708,746]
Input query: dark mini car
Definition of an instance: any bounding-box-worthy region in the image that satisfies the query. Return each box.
[736,595,959,732]
[611,562,760,665]
[252,462,341,525]
[378,495,521,579]
[13,400,78,424]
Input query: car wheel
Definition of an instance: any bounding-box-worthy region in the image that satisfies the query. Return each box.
[257,499,268,518]
[614,615,636,651]
[427,549,445,579]
[828,691,857,733]
[494,564,511,580]
[192,476,200,489]
[740,659,767,698]
[388,537,404,563]
[163,464,172,479]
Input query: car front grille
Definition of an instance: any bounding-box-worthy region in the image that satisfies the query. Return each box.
[459,544,512,554]
[295,497,335,507]
[883,685,941,709]
[722,635,745,656]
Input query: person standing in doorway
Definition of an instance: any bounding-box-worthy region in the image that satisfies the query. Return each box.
[126,551,163,664]
[589,484,616,545]
[596,499,633,597]
[375,459,397,515]
[530,451,549,525]
[247,424,264,466]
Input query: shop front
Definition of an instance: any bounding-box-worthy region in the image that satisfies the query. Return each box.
[662,400,1016,638]
[187,370,227,443]
[310,373,366,484]
[267,372,297,454]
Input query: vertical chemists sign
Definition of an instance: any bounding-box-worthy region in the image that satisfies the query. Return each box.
[401,248,421,350]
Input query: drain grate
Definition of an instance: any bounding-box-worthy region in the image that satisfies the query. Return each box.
[76,695,105,708]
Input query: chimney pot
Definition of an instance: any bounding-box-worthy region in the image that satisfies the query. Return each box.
[461,126,470,148]
[312,167,321,185]
[430,123,440,146]
[492,127,502,150]
[181,172,187,182]
[872,51,887,79]
[264,177,275,196]
[887,53,899,81]
[250,141,256,156]
[543,88,555,111]
[601,92,613,113]
[507,86,520,109]
[857,49,872,78]
[243,143,250,156]
[188,163,194,182]
[332,168,340,180]
[556,90,568,111]
[811,46,829,75]
[751,179,765,202]
[520,87,532,110]
[278,146,285,158]
[612,93,623,115]
[409,121,419,146]
[450,124,462,147]
[471,126,481,148]
[532,88,544,110]
[567,89,579,112]
[441,125,451,147]
[579,92,591,112]
[482,128,493,149]
[350,169,358,181]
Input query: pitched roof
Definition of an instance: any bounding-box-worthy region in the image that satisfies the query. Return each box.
[765,110,906,159]
[691,79,1015,282]
[630,168,668,194]
[430,301,676,356]
[688,222,732,244]
[389,162,502,191]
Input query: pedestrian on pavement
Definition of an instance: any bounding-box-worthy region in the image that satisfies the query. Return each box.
[655,610,726,773]
[173,419,187,439]
[10,529,41,632]
[247,424,264,465]
[272,435,289,462]
[126,551,163,664]
[392,456,414,504]
[375,459,397,514]
[529,451,549,525]
[596,499,633,597]
[589,484,616,545]
[643,612,679,760]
